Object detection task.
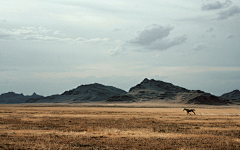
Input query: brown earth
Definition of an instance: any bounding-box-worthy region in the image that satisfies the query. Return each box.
[0,104,240,149]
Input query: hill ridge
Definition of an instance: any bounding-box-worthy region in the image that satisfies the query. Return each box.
[129,78,189,93]
[1,78,238,105]
[107,78,230,105]
[26,83,126,103]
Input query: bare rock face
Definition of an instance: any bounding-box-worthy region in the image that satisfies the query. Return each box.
[61,83,127,102]
[126,78,189,102]
[107,78,191,103]
[220,90,240,101]
[121,78,229,105]
[26,83,127,103]
[129,78,190,93]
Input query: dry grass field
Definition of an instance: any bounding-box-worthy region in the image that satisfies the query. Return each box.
[0,104,240,149]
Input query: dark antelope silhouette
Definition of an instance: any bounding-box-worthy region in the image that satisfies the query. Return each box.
[183,108,196,115]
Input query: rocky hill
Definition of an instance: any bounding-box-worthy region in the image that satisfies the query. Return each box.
[0,92,43,104]
[2,78,235,105]
[185,91,229,105]
[26,83,126,103]
[106,78,229,105]
[129,78,190,93]
[220,90,240,103]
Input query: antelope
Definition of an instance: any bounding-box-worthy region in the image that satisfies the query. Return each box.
[183,108,196,115]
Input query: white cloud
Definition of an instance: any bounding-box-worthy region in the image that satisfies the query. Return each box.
[107,45,125,56]
[53,30,61,35]
[0,27,61,41]
[73,37,109,44]
[217,6,240,20]
[87,38,109,43]
[38,26,50,33]
[129,24,187,51]
[130,24,174,45]
[193,43,207,51]
[202,0,232,11]
[0,27,109,44]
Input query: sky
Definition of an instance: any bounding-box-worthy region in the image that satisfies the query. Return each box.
[0,0,240,96]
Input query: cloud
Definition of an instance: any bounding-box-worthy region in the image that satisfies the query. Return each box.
[210,34,216,38]
[226,33,235,39]
[74,37,109,44]
[129,24,174,45]
[0,26,109,44]
[112,28,122,32]
[206,27,214,32]
[107,45,125,56]
[216,6,240,20]
[148,35,187,50]
[193,43,207,51]
[0,27,62,41]
[129,24,187,51]
[53,30,61,35]
[0,28,14,39]
[201,0,232,11]
[89,38,109,42]
[107,24,187,55]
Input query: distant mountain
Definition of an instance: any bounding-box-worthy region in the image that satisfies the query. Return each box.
[106,78,229,105]
[2,78,234,105]
[220,90,240,103]
[129,78,190,93]
[186,91,229,105]
[26,83,127,103]
[0,92,43,104]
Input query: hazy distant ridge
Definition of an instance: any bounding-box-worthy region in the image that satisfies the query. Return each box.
[26,83,126,103]
[0,92,43,104]
[1,78,239,105]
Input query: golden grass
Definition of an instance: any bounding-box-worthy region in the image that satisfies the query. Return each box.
[0,105,240,149]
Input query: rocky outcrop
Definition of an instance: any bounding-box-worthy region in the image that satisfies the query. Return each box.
[125,78,190,102]
[125,78,230,105]
[129,78,189,93]
[26,83,127,103]
[187,94,229,105]
[2,78,236,105]
[220,90,240,101]
[0,92,43,104]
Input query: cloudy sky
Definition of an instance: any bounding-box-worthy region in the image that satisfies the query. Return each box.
[1,0,240,96]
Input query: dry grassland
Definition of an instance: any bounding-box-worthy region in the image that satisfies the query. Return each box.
[0,105,240,149]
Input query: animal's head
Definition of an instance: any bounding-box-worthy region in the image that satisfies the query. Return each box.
[183,108,185,111]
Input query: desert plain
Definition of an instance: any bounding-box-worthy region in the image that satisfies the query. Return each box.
[0,103,240,149]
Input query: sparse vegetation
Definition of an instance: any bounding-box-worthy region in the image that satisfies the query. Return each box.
[0,105,240,149]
